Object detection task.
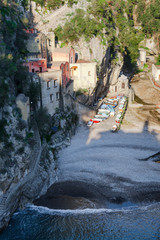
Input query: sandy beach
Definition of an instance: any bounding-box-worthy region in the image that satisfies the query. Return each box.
[34,73,160,209]
[34,115,160,209]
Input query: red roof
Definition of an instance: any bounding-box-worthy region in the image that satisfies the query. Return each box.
[76,59,91,63]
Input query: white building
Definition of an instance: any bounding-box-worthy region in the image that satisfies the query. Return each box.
[70,60,97,91]
[109,74,129,95]
[152,64,160,81]
[137,48,146,68]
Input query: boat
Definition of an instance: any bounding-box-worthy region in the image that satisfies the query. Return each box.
[111,125,118,132]
[90,119,101,123]
[94,115,107,120]
[92,117,103,122]
[98,109,110,113]
[98,112,109,118]
[87,121,93,127]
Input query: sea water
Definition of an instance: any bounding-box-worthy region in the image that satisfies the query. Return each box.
[1,202,160,240]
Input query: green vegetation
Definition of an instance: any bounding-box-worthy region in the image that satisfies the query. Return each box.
[143,63,148,68]
[16,146,25,155]
[156,55,160,65]
[0,1,29,103]
[35,107,51,138]
[32,0,78,10]
[0,119,8,142]
[27,81,41,111]
[75,88,88,97]
[53,0,159,66]
[0,0,30,149]
[136,0,160,37]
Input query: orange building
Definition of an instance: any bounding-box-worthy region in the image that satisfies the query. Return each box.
[52,48,75,63]
[60,62,70,87]
[25,58,47,73]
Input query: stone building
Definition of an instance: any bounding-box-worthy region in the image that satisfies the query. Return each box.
[137,48,146,68]
[70,60,97,91]
[25,58,47,73]
[25,29,78,114]
[26,32,41,59]
[109,74,129,95]
[152,64,160,81]
[39,69,74,115]
[16,94,30,122]
[26,31,56,61]
[60,62,70,87]
[39,70,62,116]
[52,47,75,63]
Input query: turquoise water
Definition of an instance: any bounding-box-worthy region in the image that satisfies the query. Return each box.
[1,203,160,240]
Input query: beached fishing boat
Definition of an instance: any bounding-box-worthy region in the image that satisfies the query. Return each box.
[94,115,107,120]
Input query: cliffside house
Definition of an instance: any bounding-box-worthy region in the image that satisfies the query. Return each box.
[109,74,129,95]
[25,30,76,113]
[137,48,146,68]
[26,31,56,61]
[152,64,160,81]
[70,60,97,91]
[52,47,75,64]
[39,70,62,116]
[25,58,47,73]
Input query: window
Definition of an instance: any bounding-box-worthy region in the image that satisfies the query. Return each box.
[88,71,91,76]
[47,81,50,89]
[115,86,117,92]
[67,65,68,71]
[37,39,39,43]
[56,92,59,100]
[54,79,57,88]
[50,94,53,102]
[71,57,73,63]
[122,83,125,89]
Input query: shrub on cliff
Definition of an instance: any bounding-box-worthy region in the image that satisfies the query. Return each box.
[35,107,51,138]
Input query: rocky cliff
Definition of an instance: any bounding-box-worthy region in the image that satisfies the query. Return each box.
[0,0,77,231]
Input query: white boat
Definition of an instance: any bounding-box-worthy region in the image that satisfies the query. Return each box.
[94,115,107,120]
[92,117,104,122]
[98,109,110,113]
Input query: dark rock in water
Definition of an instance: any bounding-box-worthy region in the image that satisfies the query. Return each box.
[33,181,106,209]
[110,196,126,204]
[34,195,96,210]
[139,151,160,162]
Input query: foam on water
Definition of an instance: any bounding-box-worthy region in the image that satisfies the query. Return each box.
[24,202,160,216]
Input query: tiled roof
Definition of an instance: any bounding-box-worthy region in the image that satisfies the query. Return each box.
[76,59,91,63]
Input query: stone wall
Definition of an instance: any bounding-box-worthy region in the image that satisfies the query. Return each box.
[39,70,62,115]
[31,1,105,64]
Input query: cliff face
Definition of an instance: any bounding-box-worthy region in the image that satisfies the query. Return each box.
[0,0,57,230]
[31,0,105,63]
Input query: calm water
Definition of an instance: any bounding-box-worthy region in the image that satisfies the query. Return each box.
[1,203,160,240]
